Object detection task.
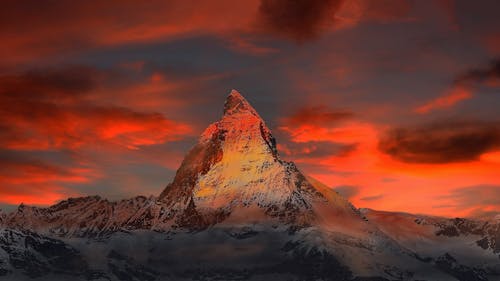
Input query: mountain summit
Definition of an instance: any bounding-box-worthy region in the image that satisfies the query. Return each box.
[223,89,261,117]
[159,89,356,227]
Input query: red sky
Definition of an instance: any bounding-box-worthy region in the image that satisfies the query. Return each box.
[0,0,499,219]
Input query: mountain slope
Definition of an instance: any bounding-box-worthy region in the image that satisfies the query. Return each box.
[158,90,361,229]
[3,196,168,237]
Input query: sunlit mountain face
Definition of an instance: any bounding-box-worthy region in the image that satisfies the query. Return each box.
[0,1,499,280]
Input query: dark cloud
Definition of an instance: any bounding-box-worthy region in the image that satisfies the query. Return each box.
[255,0,414,42]
[0,65,193,206]
[357,0,412,22]
[0,66,98,100]
[454,57,500,86]
[257,0,345,41]
[0,0,260,66]
[281,106,354,127]
[360,194,384,201]
[378,120,500,163]
[333,185,359,199]
[0,152,72,179]
[0,65,191,150]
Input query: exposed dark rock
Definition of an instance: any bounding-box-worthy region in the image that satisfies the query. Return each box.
[158,124,226,206]
[435,253,488,281]
[227,227,259,239]
[107,250,158,281]
[273,246,354,281]
[477,237,489,250]
[0,229,88,278]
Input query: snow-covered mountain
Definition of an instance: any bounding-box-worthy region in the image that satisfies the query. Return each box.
[361,208,500,280]
[3,196,163,237]
[158,90,361,228]
[0,90,498,281]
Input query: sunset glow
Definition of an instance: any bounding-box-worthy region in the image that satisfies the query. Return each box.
[0,0,499,219]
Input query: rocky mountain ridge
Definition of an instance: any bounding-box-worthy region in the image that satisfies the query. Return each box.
[2,91,365,237]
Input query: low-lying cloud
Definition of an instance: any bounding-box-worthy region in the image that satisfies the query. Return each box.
[454,57,500,86]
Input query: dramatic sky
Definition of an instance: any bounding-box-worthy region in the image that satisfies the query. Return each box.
[1,0,499,218]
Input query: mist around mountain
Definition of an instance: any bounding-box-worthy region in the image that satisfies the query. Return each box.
[0,90,499,281]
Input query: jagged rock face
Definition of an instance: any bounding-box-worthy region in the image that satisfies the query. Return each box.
[2,196,172,237]
[159,90,352,226]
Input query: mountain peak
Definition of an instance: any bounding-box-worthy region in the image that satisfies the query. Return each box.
[159,89,357,228]
[223,89,259,117]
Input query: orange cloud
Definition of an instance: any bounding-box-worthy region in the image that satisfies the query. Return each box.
[2,99,192,151]
[0,66,193,151]
[256,0,345,41]
[0,0,260,65]
[0,158,98,206]
[0,65,200,207]
[1,188,71,207]
[416,58,500,114]
[415,86,472,114]
[0,0,426,66]
[105,72,218,112]
[279,108,500,218]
